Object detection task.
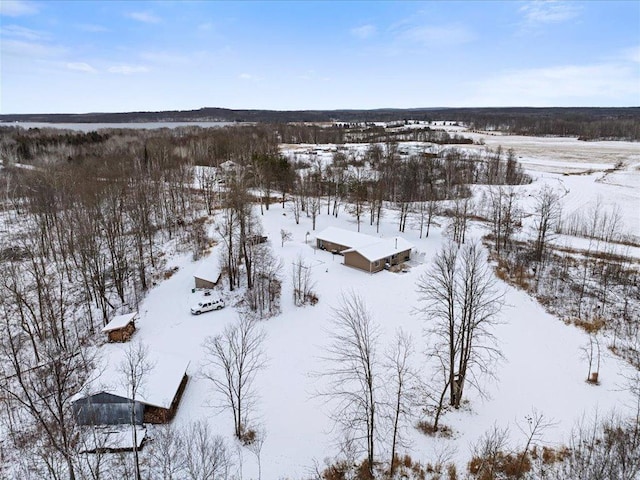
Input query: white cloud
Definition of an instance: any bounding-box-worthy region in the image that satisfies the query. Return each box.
[108,65,149,75]
[622,45,640,63]
[77,23,109,33]
[238,73,252,80]
[467,62,639,106]
[520,1,580,25]
[139,51,190,66]
[2,39,65,58]
[399,24,474,46]
[198,22,214,31]
[1,24,48,41]
[126,11,161,24]
[351,24,376,40]
[0,0,38,17]
[66,62,97,74]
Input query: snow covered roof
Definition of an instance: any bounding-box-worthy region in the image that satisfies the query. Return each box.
[315,226,375,249]
[344,237,414,262]
[193,259,221,284]
[77,348,189,410]
[316,226,413,262]
[79,426,146,453]
[101,312,138,333]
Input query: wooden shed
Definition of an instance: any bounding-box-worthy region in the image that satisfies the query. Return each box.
[73,350,190,426]
[102,312,138,343]
[193,261,222,290]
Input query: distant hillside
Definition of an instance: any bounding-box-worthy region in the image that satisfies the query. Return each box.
[1,107,639,140]
[0,106,636,124]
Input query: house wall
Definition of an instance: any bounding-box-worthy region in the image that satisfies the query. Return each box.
[344,251,383,273]
[194,277,216,289]
[73,392,144,425]
[343,249,412,273]
[316,239,349,253]
[107,323,136,343]
[389,249,411,266]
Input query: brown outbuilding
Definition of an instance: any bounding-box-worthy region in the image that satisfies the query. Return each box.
[102,312,138,343]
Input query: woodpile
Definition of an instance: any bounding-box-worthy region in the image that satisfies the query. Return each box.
[108,323,136,343]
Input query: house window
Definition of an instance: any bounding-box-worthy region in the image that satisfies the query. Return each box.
[373,260,380,267]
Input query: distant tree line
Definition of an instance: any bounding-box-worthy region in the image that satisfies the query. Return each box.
[2,106,638,140]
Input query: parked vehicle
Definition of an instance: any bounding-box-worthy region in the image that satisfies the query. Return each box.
[190,297,225,315]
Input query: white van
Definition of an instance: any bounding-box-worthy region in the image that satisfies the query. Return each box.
[190,298,225,315]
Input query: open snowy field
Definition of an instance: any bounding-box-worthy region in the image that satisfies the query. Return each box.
[110,131,638,479]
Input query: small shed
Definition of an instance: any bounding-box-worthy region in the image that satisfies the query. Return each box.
[193,260,222,290]
[73,350,190,426]
[102,312,138,343]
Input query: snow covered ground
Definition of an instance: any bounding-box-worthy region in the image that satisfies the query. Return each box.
[63,127,634,478]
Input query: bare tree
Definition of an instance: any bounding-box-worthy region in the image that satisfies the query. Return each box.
[119,341,154,480]
[450,197,471,246]
[319,291,380,476]
[0,259,95,480]
[202,315,266,439]
[384,329,417,476]
[245,244,282,319]
[182,420,232,480]
[416,242,503,412]
[514,409,554,479]
[487,186,519,255]
[543,413,640,480]
[346,167,368,232]
[245,427,266,480]
[583,333,602,384]
[146,424,185,480]
[280,228,292,247]
[292,255,317,307]
[532,185,561,262]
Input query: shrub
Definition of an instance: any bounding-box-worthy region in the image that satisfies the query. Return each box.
[417,420,454,438]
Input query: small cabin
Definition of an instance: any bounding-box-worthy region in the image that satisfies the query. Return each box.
[193,263,222,290]
[102,312,138,343]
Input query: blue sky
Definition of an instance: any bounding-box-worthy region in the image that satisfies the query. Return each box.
[1,0,638,114]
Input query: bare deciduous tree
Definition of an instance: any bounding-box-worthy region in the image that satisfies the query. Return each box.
[202,315,266,439]
[119,342,154,480]
[384,329,418,476]
[146,424,185,480]
[532,185,561,262]
[319,291,380,476]
[280,228,292,247]
[487,186,519,255]
[182,421,232,480]
[292,255,317,307]
[245,244,282,319]
[417,242,503,415]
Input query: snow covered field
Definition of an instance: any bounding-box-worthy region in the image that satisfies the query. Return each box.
[117,130,639,478]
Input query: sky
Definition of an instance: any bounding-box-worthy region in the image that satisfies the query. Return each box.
[1,0,639,114]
